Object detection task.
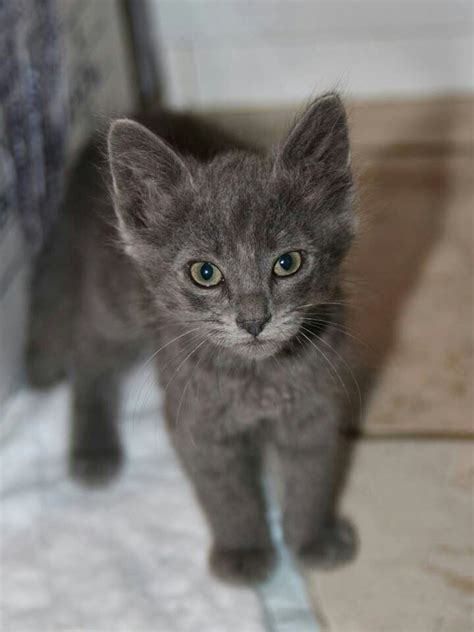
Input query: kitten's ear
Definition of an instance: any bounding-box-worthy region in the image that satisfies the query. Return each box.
[107,119,190,233]
[277,93,350,171]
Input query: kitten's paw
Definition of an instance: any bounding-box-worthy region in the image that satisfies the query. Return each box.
[209,546,275,585]
[69,451,123,488]
[297,517,358,570]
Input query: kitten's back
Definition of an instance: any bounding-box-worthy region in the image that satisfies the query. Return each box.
[25,110,246,388]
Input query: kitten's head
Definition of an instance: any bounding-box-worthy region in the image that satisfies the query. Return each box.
[108,94,355,360]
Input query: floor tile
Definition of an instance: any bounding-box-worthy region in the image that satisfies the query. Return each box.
[304,440,473,632]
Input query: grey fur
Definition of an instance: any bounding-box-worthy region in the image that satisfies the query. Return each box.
[27,95,358,583]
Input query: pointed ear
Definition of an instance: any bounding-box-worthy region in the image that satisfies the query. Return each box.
[277,93,350,172]
[107,119,190,234]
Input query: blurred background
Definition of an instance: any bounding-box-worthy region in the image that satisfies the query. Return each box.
[0,1,472,631]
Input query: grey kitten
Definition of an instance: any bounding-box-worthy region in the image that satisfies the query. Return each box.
[27,93,358,584]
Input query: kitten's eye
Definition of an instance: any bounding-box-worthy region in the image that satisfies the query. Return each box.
[190,261,223,287]
[273,251,302,277]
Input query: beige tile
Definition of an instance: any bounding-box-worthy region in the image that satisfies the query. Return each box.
[349,97,474,150]
[304,440,473,632]
[348,154,473,436]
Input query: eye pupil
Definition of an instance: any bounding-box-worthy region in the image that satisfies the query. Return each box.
[200,263,213,281]
[190,261,222,287]
[279,254,293,271]
[273,251,302,277]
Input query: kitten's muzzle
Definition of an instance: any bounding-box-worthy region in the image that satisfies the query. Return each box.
[236,314,271,337]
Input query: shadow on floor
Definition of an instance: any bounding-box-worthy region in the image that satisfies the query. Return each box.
[333,103,462,508]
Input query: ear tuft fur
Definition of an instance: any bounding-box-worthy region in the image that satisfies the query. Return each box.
[277,93,350,171]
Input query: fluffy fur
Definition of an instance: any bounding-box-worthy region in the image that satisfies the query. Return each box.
[27,94,358,583]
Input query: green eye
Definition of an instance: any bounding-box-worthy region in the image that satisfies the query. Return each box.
[190,261,223,287]
[273,251,302,277]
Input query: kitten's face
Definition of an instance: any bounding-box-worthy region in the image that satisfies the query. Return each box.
[108,95,355,360]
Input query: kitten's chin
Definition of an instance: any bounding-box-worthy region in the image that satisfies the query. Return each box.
[231,339,282,360]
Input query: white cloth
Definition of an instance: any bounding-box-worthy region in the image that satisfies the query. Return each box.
[0,375,318,632]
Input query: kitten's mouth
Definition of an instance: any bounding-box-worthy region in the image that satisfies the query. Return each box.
[234,336,281,359]
[213,320,298,359]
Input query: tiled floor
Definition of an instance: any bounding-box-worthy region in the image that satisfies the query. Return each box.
[347,153,473,436]
[305,440,473,631]
[2,395,471,632]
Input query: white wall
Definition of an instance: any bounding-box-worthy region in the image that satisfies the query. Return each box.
[146,0,474,109]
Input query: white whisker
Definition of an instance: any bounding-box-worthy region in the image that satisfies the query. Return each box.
[301,316,372,351]
[175,339,210,428]
[130,326,206,426]
[300,324,362,415]
[298,329,351,406]
[165,336,208,392]
[141,326,205,370]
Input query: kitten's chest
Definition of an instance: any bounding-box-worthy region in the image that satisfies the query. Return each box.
[161,339,332,436]
[233,375,294,423]
[185,363,299,434]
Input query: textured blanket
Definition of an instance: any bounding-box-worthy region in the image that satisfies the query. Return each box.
[0,374,318,631]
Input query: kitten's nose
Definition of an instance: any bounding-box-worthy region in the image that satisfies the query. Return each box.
[236,315,271,337]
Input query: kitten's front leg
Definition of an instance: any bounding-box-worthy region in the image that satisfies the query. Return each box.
[275,422,357,569]
[171,429,274,584]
